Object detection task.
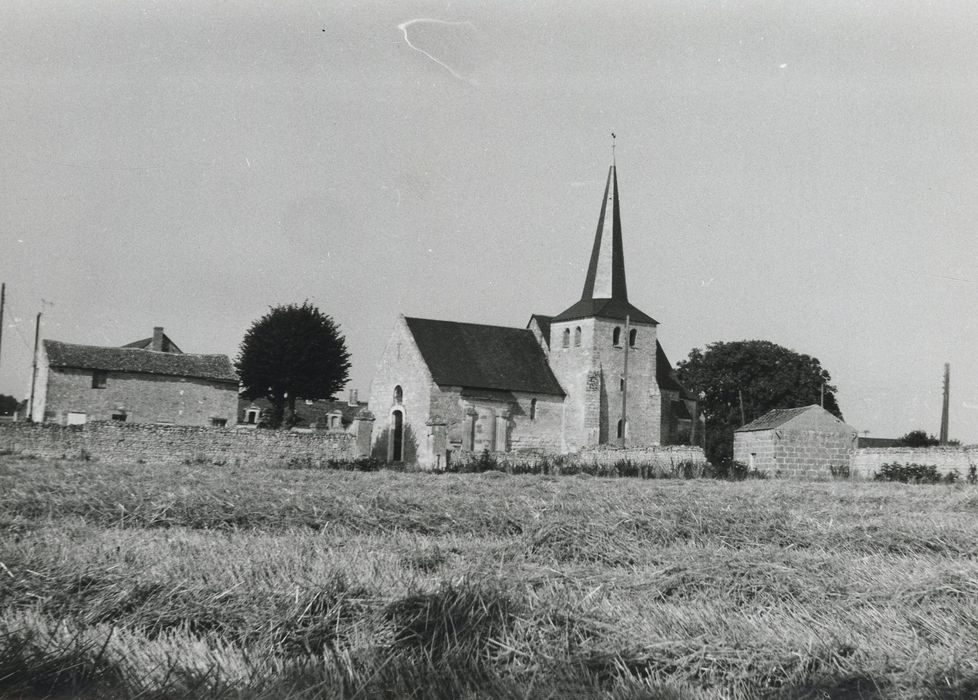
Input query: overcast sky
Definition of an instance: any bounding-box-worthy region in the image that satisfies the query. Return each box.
[2,1,976,441]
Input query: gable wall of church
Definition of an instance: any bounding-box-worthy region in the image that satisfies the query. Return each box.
[368,318,433,464]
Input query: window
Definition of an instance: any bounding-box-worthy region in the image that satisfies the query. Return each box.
[574,327,581,347]
[111,412,127,422]
[92,371,107,389]
[562,328,570,348]
[617,419,624,439]
[619,376,624,392]
[393,385,403,404]
[245,409,259,425]
[629,329,637,347]
[612,327,621,347]
[530,398,537,420]
[617,419,628,439]
[210,417,227,427]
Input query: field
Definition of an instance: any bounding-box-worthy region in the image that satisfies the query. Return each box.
[2,456,978,699]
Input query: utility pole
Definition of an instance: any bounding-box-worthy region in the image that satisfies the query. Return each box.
[0,283,5,377]
[620,314,630,447]
[738,388,746,424]
[940,363,950,445]
[820,382,825,408]
[27,312,40,422]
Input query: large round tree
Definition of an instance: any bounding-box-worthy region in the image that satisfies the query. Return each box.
[676,340,842,465]
[236,302,351,427]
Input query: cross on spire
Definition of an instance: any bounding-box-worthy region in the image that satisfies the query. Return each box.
[611,132,616,165]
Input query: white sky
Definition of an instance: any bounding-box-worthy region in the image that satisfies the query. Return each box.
[2,1,976,441]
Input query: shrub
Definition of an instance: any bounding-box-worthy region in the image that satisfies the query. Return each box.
[874,463,943,484]
[829,464,850,480]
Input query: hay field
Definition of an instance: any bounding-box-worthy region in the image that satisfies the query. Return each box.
[1,456,977,699]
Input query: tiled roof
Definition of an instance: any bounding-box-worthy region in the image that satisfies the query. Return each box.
[552,297,658,325]
[656,342,696,399]
[44,340,238,383]
[405,317,565,396]
[736,406,818,432]
[122,334,182,353]
[528,314,553,347]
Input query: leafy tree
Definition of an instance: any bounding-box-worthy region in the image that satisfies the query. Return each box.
[0,394,18,416]
[897,430,939,447]
[236,302,351,428]
[676,340,842,465]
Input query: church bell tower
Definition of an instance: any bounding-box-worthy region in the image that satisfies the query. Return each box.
[547,164,662,450]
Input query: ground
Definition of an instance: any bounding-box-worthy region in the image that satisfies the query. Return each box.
[1,456,977,698]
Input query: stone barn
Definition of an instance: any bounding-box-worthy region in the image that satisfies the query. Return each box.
[734,405,857,479]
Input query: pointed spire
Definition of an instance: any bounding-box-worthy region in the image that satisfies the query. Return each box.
[581,166,627,302]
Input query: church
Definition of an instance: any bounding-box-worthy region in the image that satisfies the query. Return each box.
[368,164,699,468]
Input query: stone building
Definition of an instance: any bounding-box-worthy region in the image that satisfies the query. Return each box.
[369,164,699,468]
[734,405,857,478]
[30,327,238,427]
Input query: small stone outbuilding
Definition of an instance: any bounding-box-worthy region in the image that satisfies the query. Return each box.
[734,405,857,479]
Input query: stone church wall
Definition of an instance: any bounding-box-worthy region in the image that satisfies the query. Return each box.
[0,421,356,465]
[367,317,433,464]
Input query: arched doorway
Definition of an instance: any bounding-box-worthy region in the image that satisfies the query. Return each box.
[391,409,404,462]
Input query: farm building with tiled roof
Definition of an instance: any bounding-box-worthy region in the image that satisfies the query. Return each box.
[30,327,238,427]
[368,163,700,468]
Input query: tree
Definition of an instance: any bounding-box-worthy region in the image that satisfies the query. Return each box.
[897,430,939,447]
[0,394,18,416]
[236,302,351,428]
[676,340,842,465]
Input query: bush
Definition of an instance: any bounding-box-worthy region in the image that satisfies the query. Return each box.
[874,463,944,484]
[829,464,850,480]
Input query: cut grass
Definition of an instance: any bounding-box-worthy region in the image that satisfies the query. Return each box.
[2,458,978,698]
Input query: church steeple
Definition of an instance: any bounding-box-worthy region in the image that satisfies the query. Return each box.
[581,166,627,302]
[552,163,657,325]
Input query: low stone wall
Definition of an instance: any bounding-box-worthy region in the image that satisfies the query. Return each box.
[0,421,356,466]
[851,446,978,479]
[449,445,707,472]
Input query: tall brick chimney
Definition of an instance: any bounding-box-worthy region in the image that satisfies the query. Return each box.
[152,327,164,352]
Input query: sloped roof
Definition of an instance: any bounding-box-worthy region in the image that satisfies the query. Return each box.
[656,342,697,400]
[552,297,658,325]
[528,314,553,348]
[122,334,182,353]
[44,340,238,383]
[736,405,851,433]
[405,317,565,396]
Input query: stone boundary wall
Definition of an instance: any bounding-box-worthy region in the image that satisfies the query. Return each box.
[450,445,706,472]
[0,421,356,466]
[852,446,978,479]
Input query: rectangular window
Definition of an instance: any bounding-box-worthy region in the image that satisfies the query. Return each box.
[111,413,126,422]
[211,418,228,427]
[92,371,107,389]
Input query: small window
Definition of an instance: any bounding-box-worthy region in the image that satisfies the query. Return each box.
[530,398,537,420]
[92,371,107,389]
[393,385,403,404]
[211,417,227,427]
[612,327,621,347]
[111,412,127,422]
[574,327,581,347]
[245,409,259,425]
[629,329,637,347]
[562,328,570,348]
[619,376,624,392]
[617,419,624,438]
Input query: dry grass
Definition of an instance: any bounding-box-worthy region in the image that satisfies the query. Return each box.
[2,457,978,698]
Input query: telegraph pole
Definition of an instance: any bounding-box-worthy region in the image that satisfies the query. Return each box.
[620,314,630,447]
[27,312,41,422]
[939,363,950,445]
[0,283,5,376]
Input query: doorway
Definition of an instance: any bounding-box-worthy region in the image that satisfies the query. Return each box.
[391,409,404,462]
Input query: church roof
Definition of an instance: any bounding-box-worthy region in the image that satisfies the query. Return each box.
[43,340,238,384]
[656,342,696,400]
[404,317,565,396]
[553,165,657,324]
